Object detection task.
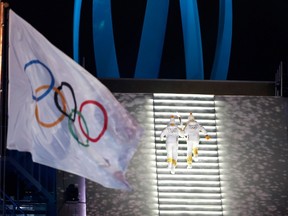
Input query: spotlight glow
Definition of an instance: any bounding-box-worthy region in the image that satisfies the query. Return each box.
[151,93,223,215]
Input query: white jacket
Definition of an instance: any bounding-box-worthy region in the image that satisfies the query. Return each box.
[160,125,183,144]
[184,121,207,141]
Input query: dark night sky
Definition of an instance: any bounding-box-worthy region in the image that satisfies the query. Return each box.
[5,0,288,81]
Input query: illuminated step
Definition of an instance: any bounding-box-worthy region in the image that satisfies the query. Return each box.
[156,155,219,162]
[153,99,215,105]
[159,210,223,215]
[178,145,219,150]
[154,111,216,118]
[158,192,222,199]
[159,204,222,210]
[158,186,221,193]
[158,163,219,169]
[156,142,219,148]
[157,149,218,155]
[159,198,222,205]
[157,162,219,167]
[155,114,216,121]
[154,107,215,114]
[157,174,220,181]
[155,124,216,129]
[158,180,220,187]
[157,168,220,174]
[157,162,219,168]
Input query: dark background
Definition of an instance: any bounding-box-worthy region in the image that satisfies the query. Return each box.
[5,0,288,81]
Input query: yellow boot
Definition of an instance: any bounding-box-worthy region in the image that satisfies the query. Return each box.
[167,158,172,169]
[171,159,177,174]
[187,155,192,169]
[193,147,199,162]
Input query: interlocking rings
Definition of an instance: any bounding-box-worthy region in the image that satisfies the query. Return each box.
[35,85,67,128]
[25,59,108,146]
[68,109,89,147]
[79,100,108,143]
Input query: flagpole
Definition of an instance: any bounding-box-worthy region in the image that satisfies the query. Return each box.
[0,1,9,213]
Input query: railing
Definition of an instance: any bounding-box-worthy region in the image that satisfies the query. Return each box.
[275,61,288,97]
[0,189,27,216]
[0,151,56,215]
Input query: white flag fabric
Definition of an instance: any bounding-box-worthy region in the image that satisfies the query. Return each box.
[7,10,143,190]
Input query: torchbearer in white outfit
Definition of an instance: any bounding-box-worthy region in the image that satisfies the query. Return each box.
[184,113,210,169]
[160,115,184,174]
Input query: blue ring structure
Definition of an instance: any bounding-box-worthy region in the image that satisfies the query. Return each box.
[134,0,169,78]
[73,0,82,64]
[73,0,233,80]
[210,0,233,80]
[180,0,204,80]
[92,0,119,78]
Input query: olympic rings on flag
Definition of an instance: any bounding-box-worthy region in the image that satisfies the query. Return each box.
[35,85,67,128]
[79,100,108,143]
[68,109,89,147]
[24,60,55,102]
[54,82,77,122]
[25,59,108,145]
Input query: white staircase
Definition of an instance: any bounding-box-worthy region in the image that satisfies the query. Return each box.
[153,93,223,216]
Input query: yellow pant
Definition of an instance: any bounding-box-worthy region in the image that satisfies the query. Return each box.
[187,147,198,164]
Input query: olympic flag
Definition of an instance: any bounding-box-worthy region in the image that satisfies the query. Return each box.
[7,10,143,190]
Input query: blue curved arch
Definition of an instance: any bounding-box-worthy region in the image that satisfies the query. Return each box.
[92,0,119,78]
[134,0,169,78]
[73,0,82,64]
[179,0,204,80]
[210,0,233,80]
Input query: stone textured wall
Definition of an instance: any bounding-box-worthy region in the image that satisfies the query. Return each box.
[216,96,288,216]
